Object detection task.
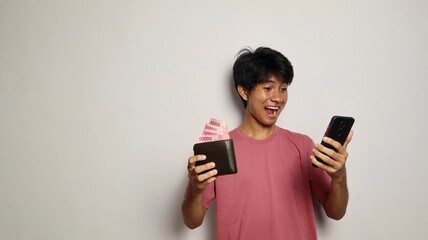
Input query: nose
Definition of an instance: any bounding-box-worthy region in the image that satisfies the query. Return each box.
[270,89,283,103]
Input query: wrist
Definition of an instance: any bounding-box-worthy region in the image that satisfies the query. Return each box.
[188,184,205,197]
[331,175,347,184]
[330,168,347,184]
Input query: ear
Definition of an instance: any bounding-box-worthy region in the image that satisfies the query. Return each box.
[237,85,249,101]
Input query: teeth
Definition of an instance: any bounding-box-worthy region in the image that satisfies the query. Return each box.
[266,106,279,110]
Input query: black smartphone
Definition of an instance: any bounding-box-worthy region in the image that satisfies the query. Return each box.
[314,115,355,167]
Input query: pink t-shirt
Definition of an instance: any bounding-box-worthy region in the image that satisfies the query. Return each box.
[202,126,331,240]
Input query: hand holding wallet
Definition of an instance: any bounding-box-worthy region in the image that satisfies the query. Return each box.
[193,118,238,176]
[193,139,237,176]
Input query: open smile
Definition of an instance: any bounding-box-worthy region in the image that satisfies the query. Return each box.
[265,106,281,117]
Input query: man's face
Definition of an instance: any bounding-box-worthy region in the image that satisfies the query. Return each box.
[240,75,288,127]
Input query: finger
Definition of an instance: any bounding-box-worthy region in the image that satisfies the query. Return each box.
[315,143,338,160]
[312,148,336,168]
[196,169,218,182]
[314,144,347,169]
[206,176,217,184]
[191,174,217,193]
[322,137,347,158]
[343,130,354,149]
[188,155,207,165]
[311,155,335,172]
[188,155,207,171]
[194,162,216,175]
[322,137,342,151]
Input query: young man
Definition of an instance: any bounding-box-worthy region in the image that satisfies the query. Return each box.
[182,47,352,239]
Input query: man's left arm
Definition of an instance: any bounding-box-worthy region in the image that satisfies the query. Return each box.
[311,131,353,220]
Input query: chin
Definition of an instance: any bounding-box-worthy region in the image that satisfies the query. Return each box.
[260,118,278,127]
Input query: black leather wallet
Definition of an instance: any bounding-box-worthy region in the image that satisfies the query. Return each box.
[193,139,238,176]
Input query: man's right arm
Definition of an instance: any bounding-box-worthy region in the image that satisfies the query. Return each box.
[182,155,217,229]
[181,189,207,229]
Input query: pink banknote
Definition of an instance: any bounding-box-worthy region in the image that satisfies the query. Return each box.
[198,118,230,143]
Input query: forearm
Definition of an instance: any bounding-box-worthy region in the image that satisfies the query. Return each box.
[323,175,349,220]
[181,190,207,229]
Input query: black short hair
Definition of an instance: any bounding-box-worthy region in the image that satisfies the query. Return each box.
[232,47,294,108]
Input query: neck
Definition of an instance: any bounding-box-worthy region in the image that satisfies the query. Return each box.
[239,114,276,140]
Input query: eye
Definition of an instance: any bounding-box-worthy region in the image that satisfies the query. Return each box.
[264,87,272,91]
[280,87,288,92]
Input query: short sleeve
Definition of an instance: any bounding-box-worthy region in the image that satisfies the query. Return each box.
[202,181,215,209]
[306,139,331,201]
[183,180,215,209]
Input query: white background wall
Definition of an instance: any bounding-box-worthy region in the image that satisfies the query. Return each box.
[1,0,427,239]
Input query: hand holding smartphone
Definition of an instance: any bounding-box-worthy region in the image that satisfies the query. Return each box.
[313,116,355,167]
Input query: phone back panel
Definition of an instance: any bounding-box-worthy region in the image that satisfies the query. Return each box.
[322,115,355,148]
